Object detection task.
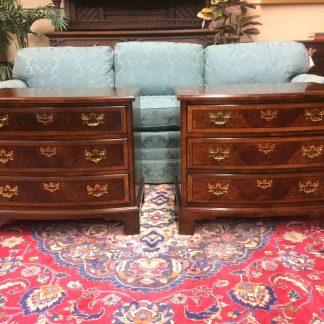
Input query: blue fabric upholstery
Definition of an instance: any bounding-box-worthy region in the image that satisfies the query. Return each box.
[0,79,27,88]
[13,46,115,88]
[142,160,179,183]
[204,41,310,85]
[141,131,180,150]
[139,95,180,131]
[141,131,180,183]
[114,41,204,95]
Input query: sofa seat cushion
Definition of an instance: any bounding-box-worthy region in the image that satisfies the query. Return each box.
[13,46,115,88]
[114,41,204,95]
[140,95,180,131]
[205,41,310,85]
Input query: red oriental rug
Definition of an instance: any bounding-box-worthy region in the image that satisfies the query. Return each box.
[0,184,323,324]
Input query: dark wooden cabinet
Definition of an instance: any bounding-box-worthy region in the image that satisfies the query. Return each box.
[55,0,208,31]
[0,88,143,234]
[177,83,324,235]
[47,0,215,46]
[47,29,215,47]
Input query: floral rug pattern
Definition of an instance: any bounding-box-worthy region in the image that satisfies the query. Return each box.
[0,184,323,323]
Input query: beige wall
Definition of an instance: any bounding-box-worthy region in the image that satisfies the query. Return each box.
[254,4,324,41]
[7,1,324,59]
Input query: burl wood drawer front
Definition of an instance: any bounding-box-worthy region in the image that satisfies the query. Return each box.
[0,139,128,171]
[0,174,129,206]
[187,173,324,204]
[187,104,324,133]
[188,137,324,170]
[0,106,127,135]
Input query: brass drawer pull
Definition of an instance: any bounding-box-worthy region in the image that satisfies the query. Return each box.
[208,111,231,126]
[302,145,323,159]
[208,147,230,161]
[40,147,57,158]
[208,183,229,196]
[0,149,14,163]
[87,184,108,197]
[36,113,54,125]
[305,108,324,122]
[298,180,319,194]
[43,182,60,192]
[258,143,276,155]
[257,179,273,190]
[0,115,9,128]
[82,113,104,127]
[0,185,18,198]
[85,149,107,163]
[260,110,278,122]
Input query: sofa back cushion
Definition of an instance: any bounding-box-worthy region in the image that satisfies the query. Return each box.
[204,41,310,85]
[114,41,204,95]
[13,46,115,88]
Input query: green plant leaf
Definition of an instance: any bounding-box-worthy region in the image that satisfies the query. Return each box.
[198,0,261,44]
[241,27,261,35]
[0,0,69,58]
[0,62,13,81]
[226,5,241,16]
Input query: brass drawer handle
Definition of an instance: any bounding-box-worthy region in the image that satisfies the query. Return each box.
[208,147,230,161]
[85,149,107,163]
[258,143,276,155]
[40,147,57,158]
[302,145,323,159]
[87,184,109,197]
[305,108,324,122]
[257,179,273,190]
[208,183,229,196]
[0,115,9,128]
[0,149,14,163]
[260,110,278,121]
[43,182,60,192]
[298,180,319,194]
[82,113,104,127]
[36,113,54,125]
[0,185,18,198]
[208,111,231,126]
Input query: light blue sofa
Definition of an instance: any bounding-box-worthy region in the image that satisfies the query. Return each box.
[1,41,324,183]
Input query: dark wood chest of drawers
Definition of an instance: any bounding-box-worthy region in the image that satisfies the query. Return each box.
[177,83,324,234]
[0,88,142,234]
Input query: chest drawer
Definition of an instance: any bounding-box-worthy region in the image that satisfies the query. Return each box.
[0,139,128,171]
[0,174,129,206]
[188,137,324,170]
[0,106,127,136]
[187,173,324,204]
[187,104,324,133]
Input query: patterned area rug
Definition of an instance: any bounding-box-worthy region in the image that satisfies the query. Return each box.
[0,184,323,324]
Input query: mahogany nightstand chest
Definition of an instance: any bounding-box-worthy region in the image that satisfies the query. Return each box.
[0,88,142,234]
[177,83,324,235]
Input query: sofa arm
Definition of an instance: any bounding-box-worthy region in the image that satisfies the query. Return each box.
[0,79,28,88]
[290,73,324,84]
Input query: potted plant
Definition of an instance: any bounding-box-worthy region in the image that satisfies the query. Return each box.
[197,0,262,44]
[0,0,68,81]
